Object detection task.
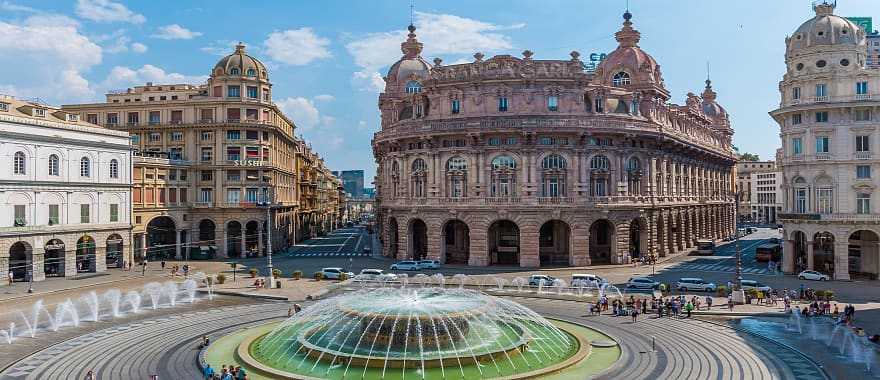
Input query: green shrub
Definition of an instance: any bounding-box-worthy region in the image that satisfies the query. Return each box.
[206,276,214,286]
[824,290,834,300]
[272,268,282,278]
[216,273,227,284]
[314,271,324,281]
[292,270,303,280]
[249,268,258,278]
[716,285,728,297]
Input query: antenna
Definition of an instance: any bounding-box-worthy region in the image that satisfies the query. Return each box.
[626,0,629,12]
[706,61,710,81]
[410,0,415,26]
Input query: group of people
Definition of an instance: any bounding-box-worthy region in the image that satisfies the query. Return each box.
[203,364,247,380]
[589,295,720,321]
[160,261,189,277]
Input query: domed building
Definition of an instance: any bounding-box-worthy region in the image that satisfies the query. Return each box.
[61,44,343,264]
[774,1,880,280]
[373,12,737,267]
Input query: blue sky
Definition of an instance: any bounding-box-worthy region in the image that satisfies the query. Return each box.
[3,0,880,182]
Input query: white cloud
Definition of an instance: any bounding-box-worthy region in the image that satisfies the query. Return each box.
[0,15,102,102]
[345,12,522,91]
[101,65,207,89]
[75,0,145,24]
[200,40,240,56]
[313,94,335,102]
[276,97,320,130]
[131,42,147,53]
[1,1,37,12]
[263,28,331,66]
[152,24,202,40]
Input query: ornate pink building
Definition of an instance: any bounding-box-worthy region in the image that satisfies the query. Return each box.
[373,12,738,267]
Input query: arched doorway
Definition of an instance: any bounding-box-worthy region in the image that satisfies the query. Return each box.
[813,232,835,275]
[76,236,96,273]
[246,221,260,257]
[198,219,217,259]
[44,239,65,277]
[488,220,520,265]
[629,218,648,261]
[106,234,123,268]
[388,217,399,259]
[443,220,470,264]
[146,216,176,260]
[227,221,242,258]
[848,230,880,280]
[589,219,614,265]
[408,219,428,260]
[9,242,31,281]
[539,220,570,266]
[791,231,808,273]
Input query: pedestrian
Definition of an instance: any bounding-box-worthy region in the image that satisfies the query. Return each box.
[631,307,639,323]
[706,295,713,310]
[288,307,293,317]
[642,298,647,314]
[204,364,215,379]
[728,295,734,311]
[161,260,166,270]
[7,270,12,286]
[293,304,302,313]
[657,301,663,318]
[85,370,95,380]
[685,301,694,318]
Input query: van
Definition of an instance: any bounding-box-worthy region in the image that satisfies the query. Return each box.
[695,239,716,255]
[571,274,607,287]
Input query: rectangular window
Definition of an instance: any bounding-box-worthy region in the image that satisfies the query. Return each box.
[200,131,212,141]
[200,109,214,122]
[226,130,241,140]
[168,188,177,203]
[815,111,828,122]
[791,114,802,125]
[227,188,241,204]
[227,146,241,161]
[246,86,258,99]
[169,169,177,181]
[815,136,830,153]
[857,81,869,95]
[107,113,119,125]
[109,204,119,222]
[245,188,259,203]
[227,85,240,98]
[792,137,803,155]
[200,147,212,162]
[169,147,183,160]
[488,137,501,146]
[199,188,212,203]
[130,134,140,145]
[246,130,259,140]
[246,146,260,159]
[180,188,187,203]
[127,112,139,125]
[857,165,871,179]
[86,114,98,124]
[48,204,59,225]
[245,109,258,121]
[856,108,871,121]
[816,83,827,97]
[149,132,161,142]
[246,170,259,181]
[506,137,518,145]
[213,86,221,97]
[547,96,558,111]
[201,170,213,181]
[451,99,460,114]
[498,97,509,112]
[538,137,554,145]
[170,131,183,141]
[227,108,240,121]
[792,87,801,100]
[858,193,871,214]
[795,188,807,213]
[227,170,241,181]
[171,110,183,123]
[148,111,161,124]
[857,135,870,152]
[816,188,833,214]
[14,205,25,226]
[80,204,90,223]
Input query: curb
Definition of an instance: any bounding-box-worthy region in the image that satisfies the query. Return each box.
[0,275,150,303]
[198,289,289,301]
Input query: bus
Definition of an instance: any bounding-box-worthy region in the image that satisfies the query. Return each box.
[695,239,716,255]
[755,243,782,262]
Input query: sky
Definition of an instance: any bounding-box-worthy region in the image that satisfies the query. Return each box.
[3,0,880,184]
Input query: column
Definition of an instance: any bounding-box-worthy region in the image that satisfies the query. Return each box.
[427,222,442,261]
[783,239,795,273]
[32,246,46,282]
[468,225,488,266]
[656,214,667,257]
[240,230,247,257]
[806,241,814,270]
[615,221,631,264]
[570,223,589,266]
[834,242,851,280]
[0,251,8,286]
[95,242,107,273]
[175,229,182,260]
[139,233,147,261]
[257,227,264,256]
[217,226,228,258]
[519,224,539,267]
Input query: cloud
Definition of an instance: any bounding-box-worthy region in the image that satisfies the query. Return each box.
[200,39,240,56]
[101,64,207,89]
[0,1,37,12]
[0,15,102,102]
[152,24,202,40]
[263,28,331,66]
[313,94,335,102]
[75,0,145,24]
[276,97,320,130]
[131,42,147,53]
[345,12,521,91]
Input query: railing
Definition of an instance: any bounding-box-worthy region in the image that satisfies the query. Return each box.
[483,197,521,204]
[537,197,575,205]
[380,195,735,208]
[192,202,213,208]
[856,94,872,101]
[814,95,829,102]
[822,213,880,221]
[856,151,872,160]
[816,153,831,160]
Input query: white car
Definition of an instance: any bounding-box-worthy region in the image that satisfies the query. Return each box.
[798,270,830,281]
[358,269,398,281]
[675,278,716,292]
[417,260,441,270]
[528,275,556,286]
[740,279,771,292]
[390,261,420,271]
[626,277,660,290]
[571,273,607,287]
[321,267,354,280]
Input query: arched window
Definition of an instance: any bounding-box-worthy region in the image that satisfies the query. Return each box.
[411,158,427,198]
[48,154,59,176]
[446,157,468,198]
[412,158,427,172]
[626,157,640,172]
[405,81,422,94]
[590,155,610,197]
[490,155,517,197]
[109,159,119,179]
[491,155,517,170]
[230,67,240,75]
[793,176,808,213]
[391,161,401,198]
[541,154,567,197]
[13,151,25,175]
[612,71,630,87]
[80,157,90,178]
[246,68,256,77]
[590,155,610,170]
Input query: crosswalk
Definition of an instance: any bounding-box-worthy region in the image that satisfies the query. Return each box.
[286,252,371,257]
[668,262,771,275]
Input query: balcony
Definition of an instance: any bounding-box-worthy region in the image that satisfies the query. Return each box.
[856,94,872,101]
[815,153,831,160]
[537,197,575,205]
[856,151,872,160]
[192,202,213,208]
[814,95,829,102]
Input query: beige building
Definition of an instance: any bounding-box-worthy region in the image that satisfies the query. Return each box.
[373,12,737,267]
[735,161,777,220]
[63,44,337,260]
[774,2,880,280]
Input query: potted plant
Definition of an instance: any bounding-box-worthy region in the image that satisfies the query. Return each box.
[339,272,349,281]
[249,268,258,278]
[272,268,282,278]
[206,276,214,286]
[716,285,728,297]
[314,271,324,281]
[823,290,834,301]
[292,270,303,280]
[216,273,227,284]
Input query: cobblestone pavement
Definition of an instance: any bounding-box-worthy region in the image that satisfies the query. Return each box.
[0,294,830,380]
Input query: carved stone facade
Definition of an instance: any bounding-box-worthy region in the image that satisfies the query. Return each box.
[373,13,737,267]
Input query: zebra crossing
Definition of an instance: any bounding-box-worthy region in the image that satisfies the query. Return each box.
[668,262,771,275]
[286,251,371,258]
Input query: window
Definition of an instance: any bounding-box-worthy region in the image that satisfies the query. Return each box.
[488,137,501,146]
[230,68,240,75]
[612,71,630,86]
[815,136,830,153]
[856,108,871,121]
[247,86,258,99]
[109,159,119,179]
[816,188,833,214]
[451,99,460,114]
[80,157,90,177]
[201,170,213,181]
[405,81,422,94]
[246,130,259,140]
[86,114,98,124]
[227,146,241,161]
[245,188,259,202]
[857,135,870,152]
[48,154,59,176]
[498,97,509,112]
[792,87,801,100]
[227,85,240,97]
[547,96,559,111]
[816,83,827,97]
[200,131,213,141]
[226,130,241,140]
[48,204,59,225]
[148,111,161,124]
[109,204,119,222]
[13,205,25,226]
[594,97,604,113]
[149,132,161,142]
[13,151,25,175]
[169,147,183,160]
[107,113,119,125]
[795,188,808,213]
[491,155,517,169]
[246,68,256,77]
[815,111,828,123]
[792,137,803,155]
[227,170,241,181]
[539,137,554,145]
[33,108,45,117]
[857,81,869,95]
[791,114,802,125]
[200,147,213,162]
[130,135,140,145]
[169,169,177,181]
[506,137,518,145]
[227,188,241,204]
[0,102,7,112]
[816,60,827,68]
[199,188,213,203]
[857,165,871,179]
[590,155,610,170]
[170,131,183,141]
[80,204,90,223]
[857,193,871,214]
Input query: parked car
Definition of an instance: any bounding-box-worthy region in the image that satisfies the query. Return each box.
[528,274,556,286]
[746,227,757,234]
[417,260,441,270]
[571,273,607,287]
[740,279,771,293]
[322,267,354,280]
[626,277,660,290]
[362,246,371,254]
[358,269,398,281]
[390,261,420,271]
[798,270,830,281]
[675,278,716,292]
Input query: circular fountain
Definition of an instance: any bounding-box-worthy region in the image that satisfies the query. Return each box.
[229,288,610,379]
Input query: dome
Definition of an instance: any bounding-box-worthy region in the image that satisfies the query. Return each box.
[787,2,866,55]
[212,43,269,80]
[596,11,663,88]
[386,25,431,82]
[701,79,727,117]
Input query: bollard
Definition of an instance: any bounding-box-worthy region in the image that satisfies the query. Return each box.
[652,336,656,351]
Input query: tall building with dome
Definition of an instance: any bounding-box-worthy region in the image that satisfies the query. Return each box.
[372,12,737,267]
[63,44,341,262]
[775,1,880,281]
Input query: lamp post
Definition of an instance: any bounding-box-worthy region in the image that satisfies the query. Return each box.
[731,190,745,304]
[259,191,275,289]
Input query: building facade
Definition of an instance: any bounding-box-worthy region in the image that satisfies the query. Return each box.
[333,170,365,199]
[0,96,132,283]
[373,12,737,267]
[750,170,783,224]
[735,160,777,220]
[775,2,880,280]
[63,44,338,260]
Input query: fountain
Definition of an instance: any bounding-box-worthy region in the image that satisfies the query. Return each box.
[431,273,446,288]
[553,279,568,295]
[124,290,142,313]
[511,277,527,292]
[144,282,163,310]
[452,274,468,289]
[79,291,100,322]
[105,289,122,317]
[494,277,507,291]
[786,307,803,334]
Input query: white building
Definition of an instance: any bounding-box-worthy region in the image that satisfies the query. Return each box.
[0,95,132,284]
[773,2,880,281]
[750,171,783,224]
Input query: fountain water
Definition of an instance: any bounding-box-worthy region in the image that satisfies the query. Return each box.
[511,277,527,292]
[80,291,101,322]
[164,281,179,306]
[553,279,567,295]
[786,307,803,334]
[182,279,198,303]
[124,290,142,313]
[53,299,80,330]
[452,274,468,289]
[144,282,163,310]
[104,289,122,317]
[431,273,445,288]
[494,277,507,291]
[412,274,429,288]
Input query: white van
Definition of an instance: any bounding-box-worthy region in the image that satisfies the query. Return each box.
[571,274,607,287]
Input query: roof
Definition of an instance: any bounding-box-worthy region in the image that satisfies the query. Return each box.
[0,94,128,138]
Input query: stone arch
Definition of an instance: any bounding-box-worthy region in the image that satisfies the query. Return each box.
[848,230,880,280]
[44,239,66,277]
[245,220,260,257]
[146,216,176,260]
[813,231,836,275]
[589,219,615,265]
[8,241,32,281]
[76,235,96,273]
[488,219,520,266]
[106,234,124,268]
[629,218,649,260]
[442,219,470,264]
[790,230,808,273]
[227,221,243,258]
[539,220,570,266]
[408,218,428,260]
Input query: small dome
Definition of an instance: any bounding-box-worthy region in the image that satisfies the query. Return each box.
[787,2,865,55]
[596,11,663,87]
[701,79,726,117]
[386,25,432,82]
[213,43,269,80]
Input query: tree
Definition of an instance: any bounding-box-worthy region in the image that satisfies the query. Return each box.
[738,153,760,162]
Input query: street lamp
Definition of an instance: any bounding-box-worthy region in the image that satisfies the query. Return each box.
[258,193,275,289]
[731,190,745,304]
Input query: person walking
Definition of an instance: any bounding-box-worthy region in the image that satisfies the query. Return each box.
[161,260,166,271]
[631,307,639,323]
[85,370,95,380]
[728,295,735,311]
[705,295,713,310]
[203,364,215,379]
[142,259,148,276]
[685,301,694,318]
[7,270,12,286]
